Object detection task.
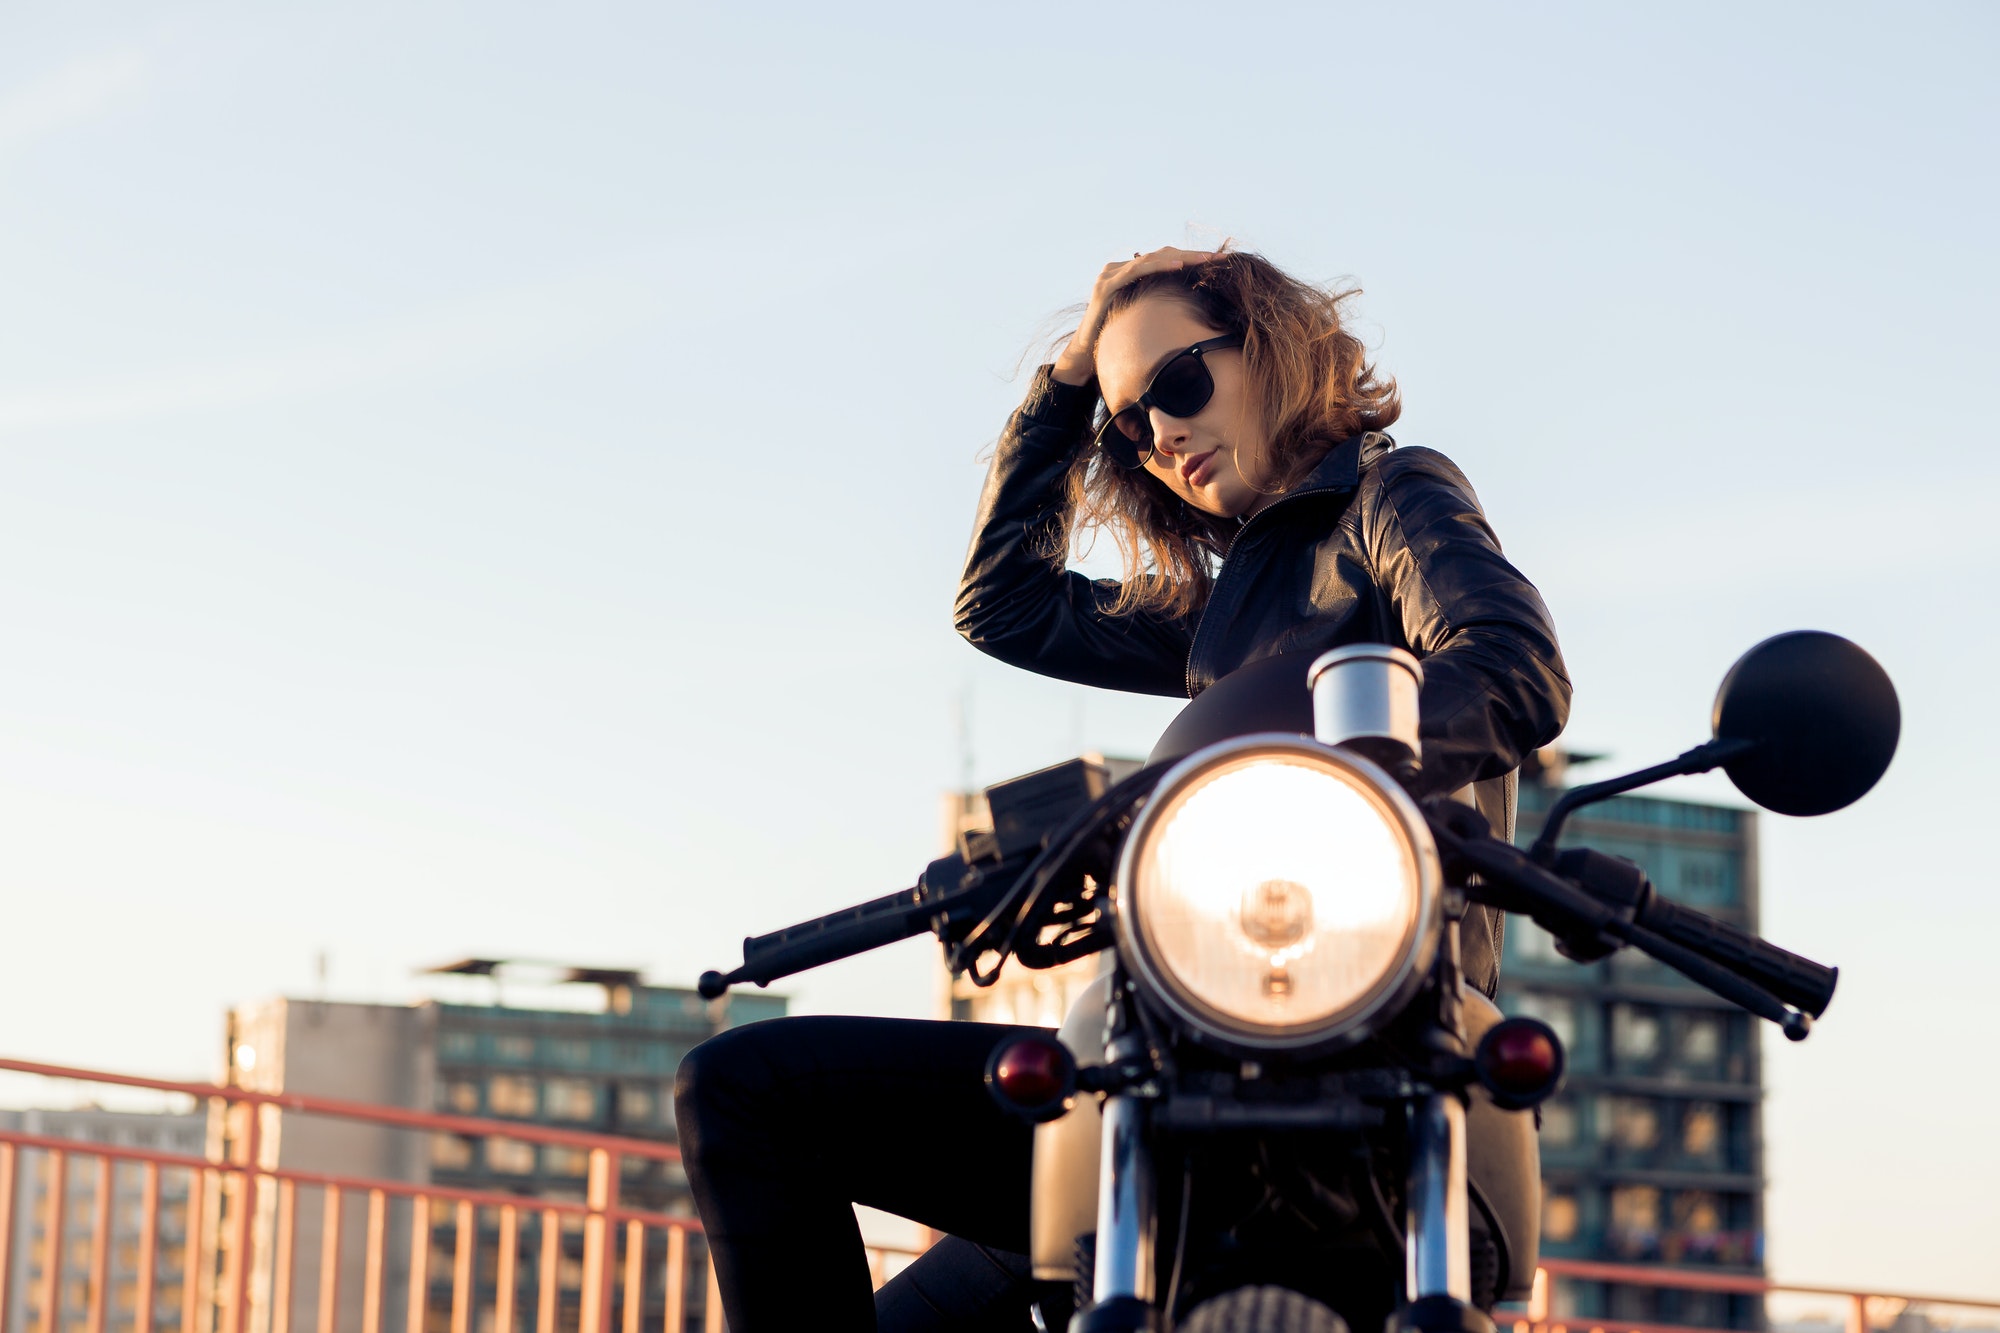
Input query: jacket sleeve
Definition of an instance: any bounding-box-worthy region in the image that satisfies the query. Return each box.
[1363,448,1572,797]
[953,366,1194,697]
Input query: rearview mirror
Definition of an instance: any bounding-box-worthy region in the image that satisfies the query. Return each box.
[1712,631,1900,816]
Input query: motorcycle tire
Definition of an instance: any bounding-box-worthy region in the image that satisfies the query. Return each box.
[1178,1286,1350,1333]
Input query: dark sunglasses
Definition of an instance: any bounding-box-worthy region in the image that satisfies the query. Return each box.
[1091,333,1245,469]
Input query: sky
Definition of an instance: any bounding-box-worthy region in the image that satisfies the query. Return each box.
[1,0,1995,1299]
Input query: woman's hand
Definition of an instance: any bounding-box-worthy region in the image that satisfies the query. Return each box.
[1050,247,1228,388]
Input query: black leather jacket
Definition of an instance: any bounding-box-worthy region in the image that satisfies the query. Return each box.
[954,368,1573,993]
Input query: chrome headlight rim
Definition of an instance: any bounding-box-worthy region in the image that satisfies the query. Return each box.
[1113,733,1441,1055]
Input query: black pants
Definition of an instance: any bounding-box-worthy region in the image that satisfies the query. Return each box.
[673,1015,1046,1332]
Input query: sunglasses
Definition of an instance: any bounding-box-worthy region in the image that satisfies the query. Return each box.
[1091,333,1245,469]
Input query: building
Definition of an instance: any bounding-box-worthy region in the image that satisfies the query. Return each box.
[220,967,783,1333]
[0,1107,205,1333]
[1502,750,1767,1330]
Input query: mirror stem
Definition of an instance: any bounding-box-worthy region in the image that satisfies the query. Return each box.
[1528,737,1757,862]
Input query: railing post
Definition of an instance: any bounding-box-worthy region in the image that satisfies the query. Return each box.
[225,1103,263,1333]
[38,1149,68,1333]
[182,1169,209,1333]
[580,1151,618,1333]
[361,1190,385,1333]
[701,1253,721,1333]
[135,1163,160,1333]
[0,1145,12,1333]
[621,1222,643,1333]
[661,1228,684,1333]
[315,1190,342,1333]
[405,1196,431,1333]
[492,1208,517,1333]
[535,1212,557,1333]
[273,1181,296,1333]
[86,1157,113,1333]
[450,1201,473,1333]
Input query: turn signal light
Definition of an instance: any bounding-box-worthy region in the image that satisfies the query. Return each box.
[1473,1017,1565,1111]
[984,1034,1077,1122]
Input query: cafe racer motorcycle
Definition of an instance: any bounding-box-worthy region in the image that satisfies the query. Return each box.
[700,631,1899,1333]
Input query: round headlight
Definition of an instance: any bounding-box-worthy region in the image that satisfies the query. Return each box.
[1115,736,1439,1052]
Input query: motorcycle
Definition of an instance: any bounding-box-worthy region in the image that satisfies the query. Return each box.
[699,630,1899,1333]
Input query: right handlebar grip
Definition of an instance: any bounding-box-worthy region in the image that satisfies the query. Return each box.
[1637,896,1837,1017]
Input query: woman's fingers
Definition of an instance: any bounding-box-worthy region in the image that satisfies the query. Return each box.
[1055,248,1229,387]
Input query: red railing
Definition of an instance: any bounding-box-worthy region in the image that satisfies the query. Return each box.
[6,1057,1994,1333]
[0,1057,918,1333]
[1519,1258,2000,1333]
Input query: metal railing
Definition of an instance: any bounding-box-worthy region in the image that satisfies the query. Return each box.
[6,1057,1994,1333]
[1518,1258,2000,1333]
[0,1057,917,1333]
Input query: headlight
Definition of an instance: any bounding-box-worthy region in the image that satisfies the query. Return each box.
[1115,736,1439,1052]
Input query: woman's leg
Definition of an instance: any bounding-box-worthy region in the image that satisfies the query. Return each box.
[673,1015,1041,1332]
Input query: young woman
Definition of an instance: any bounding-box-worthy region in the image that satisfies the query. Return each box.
[675,248,1571,1333]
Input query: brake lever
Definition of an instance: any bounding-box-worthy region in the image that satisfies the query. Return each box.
[1424,801,1814,1040]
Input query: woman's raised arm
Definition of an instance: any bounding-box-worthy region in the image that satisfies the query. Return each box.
[953,366,1193,696]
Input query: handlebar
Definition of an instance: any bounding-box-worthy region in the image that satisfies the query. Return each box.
[1637,891,1836,1017]
[697,756,1838,1042]
[1547,847,1837,1016]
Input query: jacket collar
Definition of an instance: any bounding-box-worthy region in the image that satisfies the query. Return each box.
[1291,431,1390,497]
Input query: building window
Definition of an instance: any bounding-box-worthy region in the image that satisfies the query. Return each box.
[1608,1185,1661,1260]
[1610,1004,1661,1063]
[1539,1096,1578,1147]
[438,1081,480,1115]
[545,1038,593,1066]
[431,1135,475,1170]
[1680,1015,1723,1066]
[440,1031,478,1061]
[486,1138,536,1174]
[544,1078,597,1122]
[1505,992,1576,1050]
[488,1075,538,1118]
[495,1035,536,1062]
[545,1147,589,1178]
[1542,1190,1580,1244]
[1681,1102,1722,1160]
[617,1083,657,1125]
[1510,926,1564,965]
[1606,1097,1660,1152]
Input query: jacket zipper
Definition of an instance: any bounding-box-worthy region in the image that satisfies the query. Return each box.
[1182,482,1352,697]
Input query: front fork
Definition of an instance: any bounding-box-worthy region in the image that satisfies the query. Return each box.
[1082,928,1484,1329]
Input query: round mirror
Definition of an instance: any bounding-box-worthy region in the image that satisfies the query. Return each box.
[1712,631,1899,816]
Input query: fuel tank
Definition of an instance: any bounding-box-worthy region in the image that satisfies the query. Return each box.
[1030,976,1541,1301]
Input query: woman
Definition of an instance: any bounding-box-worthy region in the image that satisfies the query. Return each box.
[675,248,1571,1332]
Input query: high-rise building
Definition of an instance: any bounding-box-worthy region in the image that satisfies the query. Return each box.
[1503,750,1766,1330]
[0,1107,206,1333]
[220,967,782,1333]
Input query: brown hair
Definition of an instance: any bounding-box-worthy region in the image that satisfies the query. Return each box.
[1053,251,1401,621]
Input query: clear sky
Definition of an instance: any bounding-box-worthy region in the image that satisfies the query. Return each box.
[1,0,1995,1297]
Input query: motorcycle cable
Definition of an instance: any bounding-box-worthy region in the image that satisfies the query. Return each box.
[948,759,1175,984]
[1430,808,1815,1039]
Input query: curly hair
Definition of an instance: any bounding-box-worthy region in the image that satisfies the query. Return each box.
[1053,251,1401,621]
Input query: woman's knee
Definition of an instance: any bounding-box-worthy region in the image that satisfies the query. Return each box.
[672,1018,793,1164]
